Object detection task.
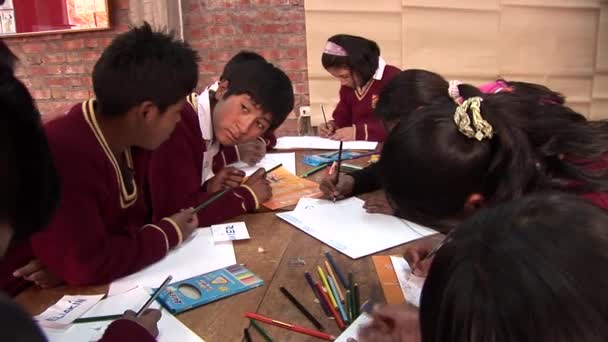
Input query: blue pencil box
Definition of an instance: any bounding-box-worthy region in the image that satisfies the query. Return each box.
[155,264,264,314]
[303,150,365,166]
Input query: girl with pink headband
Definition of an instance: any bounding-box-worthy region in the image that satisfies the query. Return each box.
[319,34,400,142]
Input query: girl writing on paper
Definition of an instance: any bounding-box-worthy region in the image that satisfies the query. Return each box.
[319,34,400,142]
[357,194,608,342]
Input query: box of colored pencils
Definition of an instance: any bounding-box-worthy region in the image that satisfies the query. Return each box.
[156,264,263,314]
[303,150,367,166]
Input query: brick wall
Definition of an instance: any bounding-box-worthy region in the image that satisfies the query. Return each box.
[4,0,309,135]
[4,0,131,118]
[183,0,308,135]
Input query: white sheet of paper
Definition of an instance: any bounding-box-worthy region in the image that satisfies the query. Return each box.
[278,198,437,259]
[228,152,296,176]
[211,222,250,242]
[108,228,236,296]
[42,288,204,342]
[390,256,424,307]
[34,294,105,330]
[275,136,378,151]
[335,313,373,342]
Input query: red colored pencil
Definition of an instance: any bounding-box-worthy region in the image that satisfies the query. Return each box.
[245,312,336,341]
[315,283,346,330]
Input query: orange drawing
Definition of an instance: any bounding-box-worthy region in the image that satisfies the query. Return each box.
[263,167,323,210]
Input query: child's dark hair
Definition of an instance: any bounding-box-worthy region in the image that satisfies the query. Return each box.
[321,34,380,87]
[221,60,294,130]
[92,22,200,117]
[380,89,608,231]
[420,193,608,342]
[374,69,449,124]
[0,40,60,240]
[219,50,266,80]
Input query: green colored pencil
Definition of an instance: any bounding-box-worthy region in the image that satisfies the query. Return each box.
[193,188,229,213]
[346,289,353,323]
[299,163,330,178]
[250,319,274,342]
[73,314,121,324]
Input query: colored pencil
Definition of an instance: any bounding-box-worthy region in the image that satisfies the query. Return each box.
[250,319,274,342]
[317,266,338,308]
[321,104,329,128]
[265,163,282,175]
[73,314,121,324]
[325,252,349,290]
[353,283,360,318]
[336,141,344,184]
[299,163,330,178]
[245,312,335,341]
[193,189,229,213]
[315,283,346,330]
[324,260,345,303]
[75,275,173,324]
[345,289,353,322]
[280,286,324,331]
[304,272,331,317]
[137,275,173,316]
[244,328,252,342]
[327,275,348,323]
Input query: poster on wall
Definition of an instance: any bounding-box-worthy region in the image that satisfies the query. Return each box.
[0,0,13,10]
[1,10,16,34]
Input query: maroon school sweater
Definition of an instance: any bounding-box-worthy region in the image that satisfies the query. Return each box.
[0,100,184,292]
[147,95,260,227]
[332,64,400,142]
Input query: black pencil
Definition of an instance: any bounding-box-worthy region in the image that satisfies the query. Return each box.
[321,105,329,127]
[336,141,343,184]
[280,286,324,331]
[265,163,282,175]
[193,188,229,213]
[244,328,252,342]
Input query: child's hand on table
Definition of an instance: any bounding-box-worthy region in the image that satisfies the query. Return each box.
[13,259,62,288]
[363,190,395,215]
[320,173,354,200]
[330,126,355,141]
[119,309,162,337]
[207,167,246,193]
[403,234,446,277]
[244,168,272,204]
[319,121,336,138]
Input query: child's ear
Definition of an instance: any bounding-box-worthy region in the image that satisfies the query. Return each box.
[463,193,485,214]
[215,80,229,100]
[136,101,160,122]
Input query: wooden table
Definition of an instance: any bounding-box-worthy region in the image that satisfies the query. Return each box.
[16,150,409,342]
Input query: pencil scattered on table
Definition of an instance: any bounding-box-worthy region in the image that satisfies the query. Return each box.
[280,286,324,331]
[299,163,330,178]
[304,272,332,317]
[325,252,349,289]
[245,312,336,341]
[250,319,274,342]
[265,163,282,175]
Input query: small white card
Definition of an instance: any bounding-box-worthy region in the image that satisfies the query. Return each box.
[211,222,250,242]
[34,294,105,330]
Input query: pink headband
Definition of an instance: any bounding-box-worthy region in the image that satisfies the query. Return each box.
[448,80,464,104]
[323,41,348,57]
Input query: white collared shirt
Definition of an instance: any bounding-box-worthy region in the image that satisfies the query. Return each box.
[197,87,220,185]
[373,57,387,81]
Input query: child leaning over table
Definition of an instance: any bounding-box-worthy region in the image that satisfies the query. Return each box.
[147,59,294,227]
[0,38,162,342]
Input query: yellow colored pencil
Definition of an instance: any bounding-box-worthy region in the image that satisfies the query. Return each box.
[317,266,338,308]
[324,260,345,303]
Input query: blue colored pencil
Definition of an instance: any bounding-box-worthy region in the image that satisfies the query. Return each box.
[325,252,349,289]
[327,275,348,323]
[304,272,331,317]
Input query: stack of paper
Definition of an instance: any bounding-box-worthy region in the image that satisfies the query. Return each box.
[42,288,204,342]
[277,198,437,259]
[275,136,378,150]
[109,228,236,296]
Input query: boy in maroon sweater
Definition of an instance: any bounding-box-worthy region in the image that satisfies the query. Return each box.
[1,23,201,294]
[0,38,160,341]
[148,60,294,226]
